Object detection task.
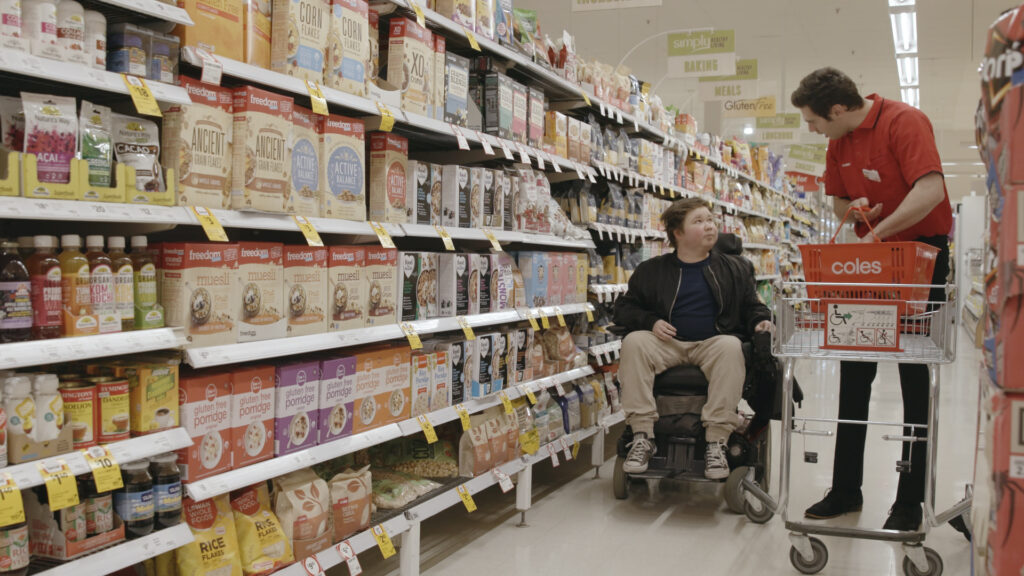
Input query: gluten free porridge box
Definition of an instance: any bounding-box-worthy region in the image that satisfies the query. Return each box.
[162,77,234,209]
[320,113,365,220]
[162,243,240,347]
[284,245,328,337]
[232,86,294,213]
[318,355,356,443]
[352,347,410,433]
[328,246,364,331]
[176,370,232,483]
[363,247,397,326]
[231,364,275,469]
[275,360,320,456]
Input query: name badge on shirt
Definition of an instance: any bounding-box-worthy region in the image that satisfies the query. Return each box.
[862,169,881,182]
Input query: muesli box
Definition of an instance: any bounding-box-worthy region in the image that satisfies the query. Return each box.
[328,246,365,331]
[237,242,285,342]
[364,247,398,326]
[283,246,328,337]
[162,243,239,347]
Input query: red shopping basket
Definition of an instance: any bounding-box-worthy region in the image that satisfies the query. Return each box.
[799,206,939,307]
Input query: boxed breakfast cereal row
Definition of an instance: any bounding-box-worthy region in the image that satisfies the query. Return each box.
[328,246,365,331]
[407,160,431,225]
[368,132,408,223]
[352,346,411,433]
[326,0,370,97]
[162,243,240,347]
[271,0,331,82]
[162,77,234,209]
[442,164,469,229]
[231,86,294,213]
[318,354,356,443]
[231,364,276,469]
[320,113,366,220]
[444,52,470,127]
[289,105,322,217]
[399,252,437,321]
[434,338,470,405]
[385,17,432,117]
[364,247,398,326]
[177,370,233,483]
[237,242,286,342]
[432,35,446,121]
[284,246,329,337]
[275,360,320,456]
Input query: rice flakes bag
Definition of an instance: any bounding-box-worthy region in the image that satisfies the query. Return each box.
[176,495,244,576]
[230,483,293,576]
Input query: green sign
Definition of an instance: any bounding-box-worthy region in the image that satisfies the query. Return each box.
[757,113,801,130]
[699,59,758,82]
[668,30,735,56]
[789,144,827,165]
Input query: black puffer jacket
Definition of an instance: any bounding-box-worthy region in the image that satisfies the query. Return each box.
[612,234,771,339]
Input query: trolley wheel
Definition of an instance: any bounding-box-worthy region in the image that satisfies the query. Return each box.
[903,547,943,576]
[612,457,628,500]
[744,494,774,524]
[789,537,828,574]
[724,466,748,514]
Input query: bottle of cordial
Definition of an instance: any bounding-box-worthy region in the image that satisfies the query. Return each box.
[84,236,119,334]
[59,235,98,337]
[0,242,32,343]
[107,237,134,332]
[130,236,162,330]
[27,235,63,340]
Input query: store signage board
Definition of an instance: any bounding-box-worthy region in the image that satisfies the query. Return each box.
[822,300,903,352]
[698,59,757,100]
[667,30,736,78]
[572,0,661,11]
[757,113,801,130]
[785,171,822,193]
[788,144,827,177]
[722,94,776,118]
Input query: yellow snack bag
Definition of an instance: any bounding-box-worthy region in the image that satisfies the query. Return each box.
[231,483,294,575]
[176,495,244,576]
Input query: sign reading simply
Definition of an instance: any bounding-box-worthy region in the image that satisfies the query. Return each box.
[667,30,736,78]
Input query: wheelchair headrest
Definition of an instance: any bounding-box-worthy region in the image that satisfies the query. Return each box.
[714,233,743,256]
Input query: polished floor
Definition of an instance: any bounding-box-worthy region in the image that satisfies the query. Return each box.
[360,331,982,576]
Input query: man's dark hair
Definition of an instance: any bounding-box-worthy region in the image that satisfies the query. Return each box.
[790,67,864,120]
[661,197,712,249]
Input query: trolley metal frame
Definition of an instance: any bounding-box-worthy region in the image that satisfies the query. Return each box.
[739,282,972,575]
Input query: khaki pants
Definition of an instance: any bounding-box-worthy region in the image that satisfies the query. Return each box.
[619,331,745,443]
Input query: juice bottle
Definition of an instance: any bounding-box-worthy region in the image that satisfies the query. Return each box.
[130,236,163,330]
[85,236,119,334]
[27,235,62,340]
[59,235,98,337]
[16,237,34,260]
[0,242,32,343]
[108,237,134,332]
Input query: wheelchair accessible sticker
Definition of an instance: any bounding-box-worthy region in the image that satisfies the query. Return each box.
[822,300,903,352]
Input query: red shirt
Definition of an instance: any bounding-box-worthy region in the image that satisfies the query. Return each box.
[824,94,953,241]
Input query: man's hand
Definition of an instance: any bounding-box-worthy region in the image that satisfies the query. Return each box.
[755,320,774,333]
[849,197,883,223]
[652,320,677,341]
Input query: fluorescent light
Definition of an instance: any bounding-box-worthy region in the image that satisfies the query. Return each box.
[743,125,754,135]
[901,87,920,108]
[890,10,917,54]
[897,56,918,86]
[888,0,915,6]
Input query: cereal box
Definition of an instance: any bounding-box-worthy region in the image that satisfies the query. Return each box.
[511,80,527,145]
[483,72,513,140]
[162,77,234,209]
[318,355,356,443]
[271,0,331,82]
[580,121,592,164]
[177,371,233,482]
[162,243,240,347]
[436,252,456,318]
[363,247,397,326]
[444,52,470,127]
[173,0,243,61]
[429,164,444,225]
[368,132,408,223]
[567,116,581,162]
[470,332,494,398]
[527,87,544,148]
[510,326,532,384]
[320,113,365,220]
[232,86,294,213]
[432,35,446,121]
[442,164,469,229]
[368,7,379,79]
[237,242,285,342]
[466,252,480,314]
[399,251,420,322]
[243,0,272,67]
[117,357,181,436]
[429,350,450,410]
[326,0,369,97]
[433,339,469,405]
[284,246,328,337]
[547,252,564,306]
[410,352,431,417]
[491,330,509,393]
[468,167,485,228]
[518,251,547,307]
[474,253,492,314]
[230,364,275,468]
[500,169,514,230]
[476,0,493,39]
[352,347,411,432]
[275,360,320,456]
[544,110,566,159]
[385,18,432,117]
[289,106,322,217]
[481,168,500,228]
[491,252,515,311]
[328,246,364,331]
[434,0,473,31]
[576,252,588,305]
[407,160,431,225]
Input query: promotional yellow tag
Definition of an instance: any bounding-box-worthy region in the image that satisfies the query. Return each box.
[294,215,324,247]
[370,221,396,248]
[411,2,426,26]
[554,307,566,327]
[400,323,422,349]
[499,391,513,415]
[0,474,25,528]
[83,446,124,493]
[38,459,79,512]
[524,387,537,405]
[525,310,539,331]
[372,525,396,559]
[376,102,395,132]
[580,89,591,107]
[456,404,471,431]
[434,225,455,251]
[122,74,162,117]
[572,441,580,460]
[305,80,329,116]
[191,206,229,242]
[586,308,594,322]
[482,229,502,252]
[541,314,551,329]
[417,415,438,444]
[520,429,540,454]
[457,316,476,340]
[464,28,481,51]
[456,484,477,512]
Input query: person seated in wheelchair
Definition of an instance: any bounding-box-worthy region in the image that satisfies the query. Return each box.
[613,198,774,480]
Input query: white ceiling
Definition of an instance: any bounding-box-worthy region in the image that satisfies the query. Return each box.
[517,0,1011,203]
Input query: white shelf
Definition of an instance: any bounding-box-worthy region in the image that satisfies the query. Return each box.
[4,428,192,492]
[755,274,782,281]
[588,340,621,365]
[588,223,666,242]
[400,223,594,249]
[743,242,782,251]
[35,524,194,576]
[589,283,627,303]
[93,0,195,24]
[0,327,183,370]
[0,49,190,105]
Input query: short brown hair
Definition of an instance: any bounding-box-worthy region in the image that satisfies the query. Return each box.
[661,197,712,249]
[790,67,864,120]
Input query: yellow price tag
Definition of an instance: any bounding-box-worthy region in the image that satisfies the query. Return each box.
[417,415,438,444]
[0,474,25,528]
[580,89,591,107]
[369,221,395,248]
[499,391,513,415]
[305,80,329,116]
[434,225,455,251]
[464,28,481,51]
[372,525,396,559]
[121,74,162,117]
[83,446,124,493]
[38,459,79,512]
[456,404,471,431]
[540,314,551,329]
[191,206,229,242]
[523,386,537,405]
[554,307,566,327]
[457,316,476,340]
[293,215,324,247]
[456,484,477,512]
[572,441,580,460]
[524,310,539,331]
[482,229,502,252]
[400,322,422,349]
[376,101,395,132]
[519,429,540,454]
[586,307,594,322]
[411,1,426,26]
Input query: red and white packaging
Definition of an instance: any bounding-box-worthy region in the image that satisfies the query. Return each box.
[230,364,275,469]
[177,370,233,482]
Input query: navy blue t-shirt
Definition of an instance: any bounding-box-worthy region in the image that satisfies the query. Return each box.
[670,256,719,341]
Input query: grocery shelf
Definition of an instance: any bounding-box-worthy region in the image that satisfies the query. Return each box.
[589,283,628,303]
[744,242,782,251]
[588,340,621,365]
[90,0,195,25]
[755,274,782,281]
[588,223,666,242]
[0,48,190,105]
[400,223,595,249]
[0,327,184,370]
[34,523,194,576]
[4,428,192,492]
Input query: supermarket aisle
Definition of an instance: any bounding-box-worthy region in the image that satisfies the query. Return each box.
[398,334,980,576]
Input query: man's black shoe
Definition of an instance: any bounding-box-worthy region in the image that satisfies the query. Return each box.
[804,489,864,519]
[883,503,923,532]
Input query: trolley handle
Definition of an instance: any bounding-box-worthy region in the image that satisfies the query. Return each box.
[829,205,881,244]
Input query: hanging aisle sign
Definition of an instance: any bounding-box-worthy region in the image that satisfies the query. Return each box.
[572,0,661,10]
[698,59,758,100]
[788,144,827,177]
[667,30,736,78]
[722,95,777,118]
[755,113,801,142]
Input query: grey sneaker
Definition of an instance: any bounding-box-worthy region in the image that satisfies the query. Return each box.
[704,439,730,480]
[622,433,656,474]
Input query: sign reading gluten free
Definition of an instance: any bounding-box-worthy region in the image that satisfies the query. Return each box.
[667,30,736,78]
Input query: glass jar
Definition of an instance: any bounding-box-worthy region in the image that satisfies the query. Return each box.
[78,474,113,537]
[113,460,153,539]
[0,519,29,576]
[149,453,181,529]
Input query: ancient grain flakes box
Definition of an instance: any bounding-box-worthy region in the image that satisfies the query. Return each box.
[288,106,322,217]
[237,242,285,342]
[162,243,239,347]
[243,0,272,67]
[468,167,485,228]
[275,360,320,456]
[173,0,244,61]
[442,164,468,228]
[352,347,410,433]
[230,364,275,468]
[363,247,397,326]
[326,0,369,97]
[232,86,293,213]
[271,0,331,82]
[163,77,234,209]
[444,52,470,127]
[386,17,432,117]
[511,80,527,145]
[410,352,431,417]
[284,246,328,337]
[368,132,408,223]
[527,87,544,148]
[432,35,445,121]
[320,113,365,220]
[318,355,356,443]
[177,371,233,483]
[328,246,364,331]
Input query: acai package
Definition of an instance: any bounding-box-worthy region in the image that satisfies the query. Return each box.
[318,355,356,443]
[275,360,321,456]
[320,113,366,220]
[368,132,408,223]
[284,245,329,337]
[444,52,470,127]
[363,247,398,326]
[328,246,365,331]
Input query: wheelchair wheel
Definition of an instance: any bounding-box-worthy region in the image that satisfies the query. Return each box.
[724,466,748,514]
[744,496,774,524]
[903,547,943,576]
[612,457,628,500]
[789,537,828,574]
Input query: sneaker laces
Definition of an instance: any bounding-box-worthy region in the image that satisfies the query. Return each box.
[625,436,653,466]
[705,440,728,468]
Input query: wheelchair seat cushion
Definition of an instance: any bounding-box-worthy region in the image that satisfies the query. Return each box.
[653,364,709,396]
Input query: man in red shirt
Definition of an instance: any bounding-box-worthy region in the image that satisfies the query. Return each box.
[790,68,952,532]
